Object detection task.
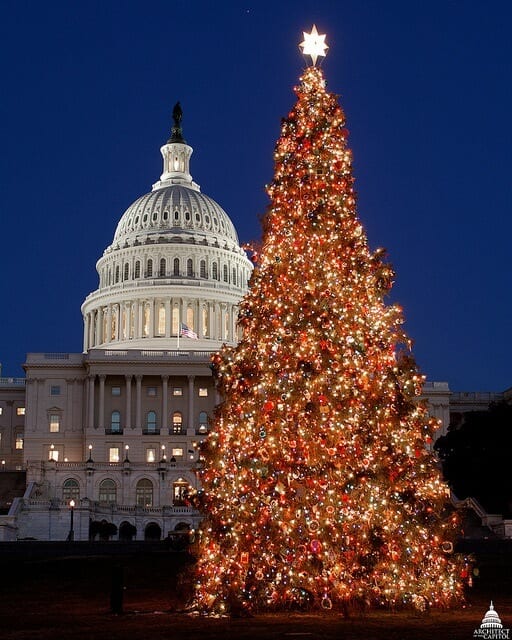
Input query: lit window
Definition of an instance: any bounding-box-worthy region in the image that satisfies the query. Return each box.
[109,447,120,463]
[50,385,61,396]
[172,388,182,396]
[49,447,58,461]
[99,479,117,503]
[111,387,121,396]
[136,478,153,507]
[146,448,156,463]
[172,412,183,434]
[198,388,208,397]
[15,434,24,450]
[173,479,189,506]
[172,447,183,457]
[0,408,3,415]
[49,414,60,433]
[147,387,157,397]
[198,411,208,434]
[17,407,25,416]
[62,479,80,502]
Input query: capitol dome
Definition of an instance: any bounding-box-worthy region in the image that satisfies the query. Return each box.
[81,103,253,352]
[480,602,503,629]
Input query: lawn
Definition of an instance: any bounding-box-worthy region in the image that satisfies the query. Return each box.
[0,541,511,639]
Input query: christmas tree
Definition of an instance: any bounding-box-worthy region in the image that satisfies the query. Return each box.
[193,27,468,614]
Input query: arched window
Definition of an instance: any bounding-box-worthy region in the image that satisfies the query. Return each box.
[173,258,180,276]
[115,266,120,283]
[146,410,157,434]
[172,305,179,336]
[202,306,208,338]
[134,261,141,279]
[223,265,228,282]
[212,262,218,280]
[159,258,166,277]
[124,263,129,280]
[200,260,206,278]
[198,411,208,434]
[187,258,193,277]
[147,259,153,277]
[157,302,165,336]
[172,479,190,506]
[62,479,80,502]
[172,412,183,434]
[186,307,194,329]
[136,479,153,507]
[110,411,121,433]
[99,479,117,504]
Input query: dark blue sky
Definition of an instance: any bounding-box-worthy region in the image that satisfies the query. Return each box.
[1,1,511,391]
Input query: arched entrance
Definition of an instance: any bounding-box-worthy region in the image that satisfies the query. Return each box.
[119,521,136,541]
[144,522,161,541]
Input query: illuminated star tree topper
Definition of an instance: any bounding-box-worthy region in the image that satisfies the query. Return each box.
[299,24,329,66]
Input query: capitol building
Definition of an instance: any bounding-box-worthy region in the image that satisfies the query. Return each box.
[0,105,253,541]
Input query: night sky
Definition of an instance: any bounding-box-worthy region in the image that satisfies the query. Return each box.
[1,1,511,391]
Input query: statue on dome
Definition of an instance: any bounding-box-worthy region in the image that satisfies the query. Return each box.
[169,101,185,143]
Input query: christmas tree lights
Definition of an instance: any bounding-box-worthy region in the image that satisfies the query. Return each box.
[192,27,468,615]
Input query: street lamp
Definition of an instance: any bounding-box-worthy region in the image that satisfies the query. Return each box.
[87,444,93,463]
[68,499,75,542]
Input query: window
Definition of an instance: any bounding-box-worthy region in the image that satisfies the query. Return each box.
[198,388,208,397]
[172,387,182,396]
[172,447,183,458]
[115,266,120,283]
[157,303,165,335]
[146,448,156,463]
[159,258,166,277]
[110,411,121,433]
[173,479,190,506]
[109,447,120,463]
[99,479,117,503]
[187,258,193,276]
[147,387,157,397]
[62,479,80,502]
[124,263,129,280]
[17,407,25,416]
[200,260,206,278]
[0,407,3,415]
[50,385,60,396]
[173,258,180,276]
[16,434,24,450]
[223,264,228,282]
[146,411,157,433]
[111,386,121,396]
[147,259,153,277]
[134,261,141,278]
[172,412,183,434]
[49,414,60,433]
[198,411,208,434]
[136,479,153,507]
[212,262,218,280]
[232,267,236,285]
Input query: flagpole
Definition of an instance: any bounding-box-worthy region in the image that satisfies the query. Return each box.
[177,323,180,350]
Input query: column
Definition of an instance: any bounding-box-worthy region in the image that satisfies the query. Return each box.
[135,375,143,429]
[125,375,132,430]
[96,306,103,345]
[83,315,89,351]
[106,305,112,344]
[161,375,169,433]
[89,312,95,348]
[98,375,106,430]
[165,299,171,337]
[187,375,195,433]
[66,379,74,431]
[88,376,95,429]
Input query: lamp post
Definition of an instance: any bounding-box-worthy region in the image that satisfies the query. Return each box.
[68,499,75,541]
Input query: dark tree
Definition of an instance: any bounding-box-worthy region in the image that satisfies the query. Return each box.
[435,401,512,516]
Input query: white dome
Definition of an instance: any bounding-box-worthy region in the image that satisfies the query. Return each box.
[81,104,253,353]
[112,184,240,249]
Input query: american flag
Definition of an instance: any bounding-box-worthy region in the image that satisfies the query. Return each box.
[180,323,198,340]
